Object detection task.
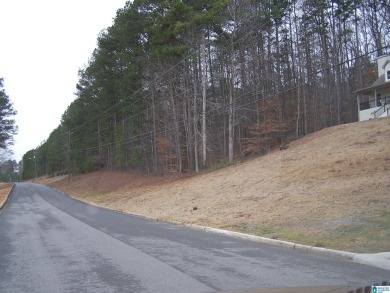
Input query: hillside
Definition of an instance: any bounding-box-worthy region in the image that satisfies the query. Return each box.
[48,118,390,253]
[0,183,13,209]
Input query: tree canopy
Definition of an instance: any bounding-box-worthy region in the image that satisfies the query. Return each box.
[21,0,390,179]
[0,78,17,150]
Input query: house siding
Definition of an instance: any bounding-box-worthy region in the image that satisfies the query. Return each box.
[385,62,390,83]
[357,55,390,121]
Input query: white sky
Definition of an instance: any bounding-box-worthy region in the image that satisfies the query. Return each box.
[0,0,128,162]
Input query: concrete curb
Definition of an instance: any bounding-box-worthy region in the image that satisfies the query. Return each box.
[353,252,390,271]
[177,223,390,271]
[180,223,356,259]
[49,185,390,272]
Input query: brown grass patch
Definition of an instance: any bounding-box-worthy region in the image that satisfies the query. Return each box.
[46,117,390,253]
[0,183,13,209]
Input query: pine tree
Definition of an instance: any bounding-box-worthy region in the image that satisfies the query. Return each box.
[0,78,17,149]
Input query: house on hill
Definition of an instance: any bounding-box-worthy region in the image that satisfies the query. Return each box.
[356,55,390,121]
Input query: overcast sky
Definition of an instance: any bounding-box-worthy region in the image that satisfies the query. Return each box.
[0,0,128,162]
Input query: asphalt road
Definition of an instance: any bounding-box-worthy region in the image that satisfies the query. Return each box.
[0,183,388,293]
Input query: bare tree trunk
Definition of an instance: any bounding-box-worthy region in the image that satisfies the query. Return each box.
[151,83,158,174]
[274,21,284,147]
[97,121,102,166]
[330,6,341,125]
[184,79,194,171]
[193,73,199,173]
[354,9,362,89]
[201,37,207,168]
[228,71,234,163]
[366,0,383,56]
[169,82,182,173]
[227,2,237,163]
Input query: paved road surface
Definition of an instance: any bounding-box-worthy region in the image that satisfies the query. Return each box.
[0,183,388,292]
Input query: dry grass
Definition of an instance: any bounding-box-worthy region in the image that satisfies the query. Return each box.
[47,117,390,253]
[0,183,13,209]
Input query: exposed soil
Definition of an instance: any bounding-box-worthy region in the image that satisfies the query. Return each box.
[47,117,390,253]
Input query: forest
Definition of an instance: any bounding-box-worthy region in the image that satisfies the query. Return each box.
[22,0,390,179]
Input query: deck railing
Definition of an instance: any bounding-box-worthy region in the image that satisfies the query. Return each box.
[374,104,390,118]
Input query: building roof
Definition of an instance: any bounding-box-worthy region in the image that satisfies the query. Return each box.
[356,74,390,95]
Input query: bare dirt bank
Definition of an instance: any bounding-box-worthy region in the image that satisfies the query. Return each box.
[47,118,390,253]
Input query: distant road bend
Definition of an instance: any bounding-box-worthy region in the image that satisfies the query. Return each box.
[0,183,388,292]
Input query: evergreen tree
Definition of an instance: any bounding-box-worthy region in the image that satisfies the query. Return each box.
[0,78,17,149]
[21,0,390,176]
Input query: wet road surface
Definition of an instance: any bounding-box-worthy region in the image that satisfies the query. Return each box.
[0,183,388,292]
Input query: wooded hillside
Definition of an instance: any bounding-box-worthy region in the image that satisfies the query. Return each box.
[22,0,390,179]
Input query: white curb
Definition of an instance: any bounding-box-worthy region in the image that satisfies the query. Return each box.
[50,186,390,272]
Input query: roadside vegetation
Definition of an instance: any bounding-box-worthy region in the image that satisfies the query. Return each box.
[0,183,13,209]
[21,0,389,180]
[47,117,390,253]
[234,211,390,252]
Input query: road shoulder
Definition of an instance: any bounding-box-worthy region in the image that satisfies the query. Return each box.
[0,183,14,211]
[51,186,390,272]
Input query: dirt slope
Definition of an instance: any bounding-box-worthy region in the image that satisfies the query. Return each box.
[48,118,390,253]
[0,183,13,209]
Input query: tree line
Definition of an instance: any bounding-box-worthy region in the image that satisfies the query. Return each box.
[0,78,18,182]
[0,78,17,151]
[22,0,390,179]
